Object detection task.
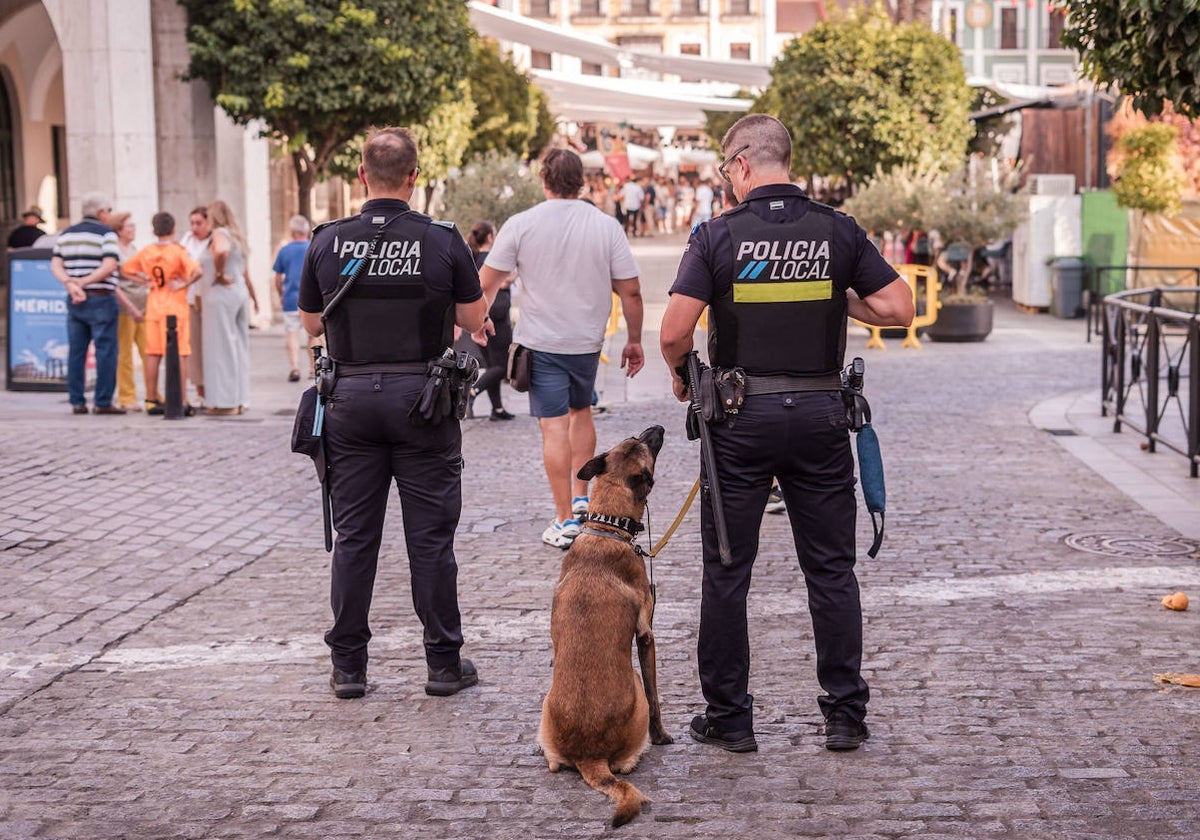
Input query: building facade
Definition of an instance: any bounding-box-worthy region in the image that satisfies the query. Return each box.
[0,0,277,323]
[934,0,1078,86]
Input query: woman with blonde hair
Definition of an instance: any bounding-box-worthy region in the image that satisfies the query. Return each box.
[111,211,148,410]
[201,199,257,414]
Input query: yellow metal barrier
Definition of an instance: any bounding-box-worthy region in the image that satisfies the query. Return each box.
[851,263,941,349]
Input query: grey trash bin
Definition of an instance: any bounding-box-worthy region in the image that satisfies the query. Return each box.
[1050,257,1086,319]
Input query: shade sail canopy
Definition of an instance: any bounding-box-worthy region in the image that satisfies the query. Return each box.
[469,1,772,87]
[530,69,752,128]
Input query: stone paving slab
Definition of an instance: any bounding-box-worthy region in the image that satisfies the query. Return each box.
[1,239,1199,838]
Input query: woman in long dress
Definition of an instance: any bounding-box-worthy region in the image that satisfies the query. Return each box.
[201,200,256,415]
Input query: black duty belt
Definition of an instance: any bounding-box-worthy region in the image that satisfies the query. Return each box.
[334,361,428,376]
[743,373,842,395]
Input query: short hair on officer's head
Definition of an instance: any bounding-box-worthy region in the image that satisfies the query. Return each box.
[152,212,175,238]
[722,114,792,173]
[541,148,584,198]
[362,127,418,192]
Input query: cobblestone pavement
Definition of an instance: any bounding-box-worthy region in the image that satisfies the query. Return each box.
[2,236,1198,839]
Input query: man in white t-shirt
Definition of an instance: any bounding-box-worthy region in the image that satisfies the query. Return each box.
[479,149,645,548]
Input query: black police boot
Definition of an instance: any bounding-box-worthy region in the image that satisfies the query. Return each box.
[688,715,758,753]
[823,710,870,751]
[330,667,366,700]
[425,658,478,696]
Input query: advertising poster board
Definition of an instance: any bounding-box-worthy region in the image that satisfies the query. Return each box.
[6,248,69,391]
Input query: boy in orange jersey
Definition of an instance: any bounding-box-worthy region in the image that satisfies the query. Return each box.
[122,212,202,415]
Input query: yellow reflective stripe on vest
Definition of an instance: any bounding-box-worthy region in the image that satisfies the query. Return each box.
[732,280,833,303]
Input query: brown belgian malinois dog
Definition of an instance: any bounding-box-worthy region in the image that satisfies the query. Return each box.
[538,425,673,828]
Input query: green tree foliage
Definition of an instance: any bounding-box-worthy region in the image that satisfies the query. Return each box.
[757,3,972,187]
[467,39,553,161]
[927,157,1028,298]
[1059,0,1200,118]
[180,0,472,219]
[845,155,1027,297]
[841,160,945,235]
[440,151,546,236]
[1109,123,1186,215]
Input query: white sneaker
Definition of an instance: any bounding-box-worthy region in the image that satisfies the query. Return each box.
[571,496,589,517]
[542,518,581,549]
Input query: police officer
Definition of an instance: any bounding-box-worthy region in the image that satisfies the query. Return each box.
[299,127,496,700]
[659,115,914,752]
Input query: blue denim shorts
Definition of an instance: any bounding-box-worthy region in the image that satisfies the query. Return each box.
[528,350,600,418]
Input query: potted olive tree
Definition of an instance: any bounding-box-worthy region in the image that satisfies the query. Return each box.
[922,156,1027,342]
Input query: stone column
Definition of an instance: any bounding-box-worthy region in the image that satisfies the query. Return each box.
[43,0,159,228]
[151,0,216,220]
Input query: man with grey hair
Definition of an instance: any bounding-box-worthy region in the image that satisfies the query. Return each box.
[51,192,133,414]
[272,213,311,381]
[661,113,914,753]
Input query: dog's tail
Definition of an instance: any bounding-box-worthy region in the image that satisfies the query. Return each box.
[576,758,649,828]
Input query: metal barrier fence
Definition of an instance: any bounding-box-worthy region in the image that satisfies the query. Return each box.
[1087,265,1200,342]
[1101,287,1200,477]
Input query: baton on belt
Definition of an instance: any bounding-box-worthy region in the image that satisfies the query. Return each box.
[312,345,334,552]
[683,351,732,567]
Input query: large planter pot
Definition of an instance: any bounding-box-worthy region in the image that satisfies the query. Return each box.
[927,299,994,342]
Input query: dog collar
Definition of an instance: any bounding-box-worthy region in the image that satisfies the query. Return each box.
[581,512,644,537]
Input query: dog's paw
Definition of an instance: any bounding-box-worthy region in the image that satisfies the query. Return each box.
[651,729,674,746]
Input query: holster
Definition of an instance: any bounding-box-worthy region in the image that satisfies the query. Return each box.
[699,366,746,423]
[409,349,480,426]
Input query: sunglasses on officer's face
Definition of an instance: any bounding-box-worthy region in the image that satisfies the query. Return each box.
[718,144,749,182]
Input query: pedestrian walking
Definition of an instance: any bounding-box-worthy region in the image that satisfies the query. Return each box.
[298,126,495,699]
[659,114,914,753]
[478,148,644,549]
[464,220,515,421]
[272,214,311,382]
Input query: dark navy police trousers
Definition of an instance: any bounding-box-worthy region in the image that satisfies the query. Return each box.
[698,389,870,732]
[322,372,466,673]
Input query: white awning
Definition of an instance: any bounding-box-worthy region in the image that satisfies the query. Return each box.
[468,1,772,87]
[580,142,662,169]
[530,69,752,129]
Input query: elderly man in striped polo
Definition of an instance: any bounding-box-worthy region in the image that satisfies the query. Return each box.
[51,192,136,415]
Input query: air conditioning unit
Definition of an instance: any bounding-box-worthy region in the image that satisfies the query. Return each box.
[1030,174,1076,195]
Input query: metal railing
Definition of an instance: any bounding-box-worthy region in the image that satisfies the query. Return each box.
[1086,265,1200,342]
[1101,287,1200,477]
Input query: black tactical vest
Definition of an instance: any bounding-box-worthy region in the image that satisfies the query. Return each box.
[711,201,846,376]
[320,211,455,365]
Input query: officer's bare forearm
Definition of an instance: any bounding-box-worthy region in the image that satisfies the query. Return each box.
[847,277,915,327]
[659,293,706,372]
[456,298,489,334]
[300,310,324,337]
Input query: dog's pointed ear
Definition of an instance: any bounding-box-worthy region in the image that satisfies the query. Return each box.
[577,453,607,481]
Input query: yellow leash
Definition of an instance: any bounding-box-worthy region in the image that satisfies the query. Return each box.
[647,478,700,558]
[642,477,701,625]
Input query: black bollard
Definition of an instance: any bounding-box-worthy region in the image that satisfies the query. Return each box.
[164,314,184,420]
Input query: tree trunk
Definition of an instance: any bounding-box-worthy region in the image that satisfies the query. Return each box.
[292,149,316,222]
